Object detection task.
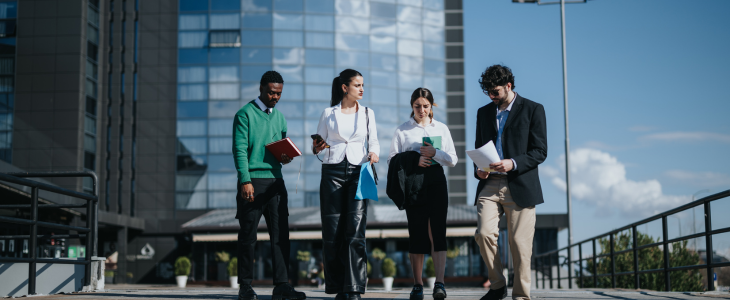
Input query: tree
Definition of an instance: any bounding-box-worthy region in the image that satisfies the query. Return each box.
[577,232,704,291]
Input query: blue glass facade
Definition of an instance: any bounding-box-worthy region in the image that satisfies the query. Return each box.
[0,1,16,163]
[176,0,446,210]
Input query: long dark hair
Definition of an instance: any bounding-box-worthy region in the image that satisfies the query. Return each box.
[330,69,363,107]
[410,87,437,119]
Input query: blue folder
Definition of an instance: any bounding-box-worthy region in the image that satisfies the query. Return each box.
[355,163,379,201]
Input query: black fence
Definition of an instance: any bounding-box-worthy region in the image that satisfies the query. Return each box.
[0,171,98,295]
[532,189,730,291]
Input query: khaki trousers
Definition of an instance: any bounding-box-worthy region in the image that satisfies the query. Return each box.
[475,175,536,300]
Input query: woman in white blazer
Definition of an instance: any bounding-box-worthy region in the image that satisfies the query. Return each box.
[312,69,379,300]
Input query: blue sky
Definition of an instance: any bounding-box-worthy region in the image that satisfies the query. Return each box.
[462,0,730,248]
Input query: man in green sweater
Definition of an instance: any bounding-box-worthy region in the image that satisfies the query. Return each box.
[233,71,305,300]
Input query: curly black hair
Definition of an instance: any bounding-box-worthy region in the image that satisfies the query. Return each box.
[260,70,284,86]
[479,64,515,91]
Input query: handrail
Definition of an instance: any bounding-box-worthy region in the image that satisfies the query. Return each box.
[0,171,98,296]
[531,189,729,292]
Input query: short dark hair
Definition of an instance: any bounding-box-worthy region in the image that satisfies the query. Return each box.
[260,70,284,86]
[479,64,515,91]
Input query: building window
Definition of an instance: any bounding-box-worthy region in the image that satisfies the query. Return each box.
[209,30,240,48]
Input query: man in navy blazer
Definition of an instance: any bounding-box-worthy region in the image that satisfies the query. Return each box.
[473,65,547,300]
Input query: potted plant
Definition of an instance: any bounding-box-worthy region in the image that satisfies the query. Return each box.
[228,257,239,288]
[370,248,386,278]
[425,257,436,289]
[174,256,191,288]
[215,251,230,281]
[446,247,460,277]
[381,258,396,291]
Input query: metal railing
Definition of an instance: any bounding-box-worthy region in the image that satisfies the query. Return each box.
[0,171,98,295]
[532,189,730,291]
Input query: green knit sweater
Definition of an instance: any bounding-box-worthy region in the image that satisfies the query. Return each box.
[232,100,288,184]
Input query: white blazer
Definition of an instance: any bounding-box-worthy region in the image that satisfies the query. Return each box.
[314,103,380,165]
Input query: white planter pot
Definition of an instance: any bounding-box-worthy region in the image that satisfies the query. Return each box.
[427,277,436,289]
[230,276,239,289]
[382,277,394,291]
[176,275,188,288]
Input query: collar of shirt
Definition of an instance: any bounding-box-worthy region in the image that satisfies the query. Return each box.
[255,97,271,114]
[408,116,436,128]
[496,92,517,114]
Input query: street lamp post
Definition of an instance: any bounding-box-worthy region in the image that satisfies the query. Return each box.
[512,0,587,249]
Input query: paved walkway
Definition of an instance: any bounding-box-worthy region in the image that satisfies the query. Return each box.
[25,285,730,300]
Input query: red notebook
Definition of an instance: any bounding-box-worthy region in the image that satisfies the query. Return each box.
[265,137,302,162]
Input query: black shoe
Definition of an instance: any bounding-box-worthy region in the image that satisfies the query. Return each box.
[479,286,507,300]
[410,284,424,300]
[272,283,306,300]
[238,284,258,300]
[334,293,348,300]
[433,282,447,299]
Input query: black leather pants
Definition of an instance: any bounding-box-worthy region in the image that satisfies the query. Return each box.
[320,159,368,294]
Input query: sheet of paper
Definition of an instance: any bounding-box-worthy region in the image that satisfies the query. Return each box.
[466,141,501,172]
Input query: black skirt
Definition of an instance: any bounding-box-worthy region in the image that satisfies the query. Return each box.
[404,165,448,254]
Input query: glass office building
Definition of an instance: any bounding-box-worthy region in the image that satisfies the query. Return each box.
[175,0,447,210]
[0,1,16,163]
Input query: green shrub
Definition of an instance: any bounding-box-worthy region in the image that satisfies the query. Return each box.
[228,257,238,276]
[425,257,436,277]
[299,270,308,279]
[174,256,191,276]
[382,258,396,277]
[367,260,372,277]
[371,248,386,260]
[296,250,311,262]
[215,251,230,263]
[446,247,460,259]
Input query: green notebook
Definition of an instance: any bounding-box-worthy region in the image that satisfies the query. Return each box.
[422,136,442,165]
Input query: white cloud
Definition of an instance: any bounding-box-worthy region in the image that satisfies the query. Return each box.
[663,170,730,188]
[640,131,730,143]
[544,148,689,217]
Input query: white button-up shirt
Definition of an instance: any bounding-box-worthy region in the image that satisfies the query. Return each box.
[314,103,380,165]
[388,117,458,167]
[254,97,272,114]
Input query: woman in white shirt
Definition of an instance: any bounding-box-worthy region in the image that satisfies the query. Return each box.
[312,69,379,300]
[388,87,457,300]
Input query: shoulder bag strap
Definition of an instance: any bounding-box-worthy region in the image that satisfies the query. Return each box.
[365,107,378,184]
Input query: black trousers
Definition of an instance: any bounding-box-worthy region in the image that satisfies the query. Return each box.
[320,159,368,294]
[405,165,448,254]
[236,178,290,285]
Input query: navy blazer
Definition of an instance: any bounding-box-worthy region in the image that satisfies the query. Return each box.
[473,94,548,208]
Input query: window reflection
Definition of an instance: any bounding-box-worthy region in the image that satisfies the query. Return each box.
[370,2,396,19]
[209,83,240,99]
[178,84,208,101]
[179,66,207,83]
[370,53,397,71]
[274,48,304,64]
[398,39,422,56]
[305,32,334,48]
[281,83,304,100]
[423,43,443,59]
[179,31,208,48]
[209,66,240,81]
[370,87,397,105]
[274,0,304,11]
[275,102,304,119]
[209,101,241,117]
[242,47,273,63]
[398,55,422,73]
[176,174,207,191]
[305,49,334,65]
[370,35,396,54]
[397,5,421,23]
[208,173,238,190]
[210,13,240,29]
[242,13,273,28]
[241,65,273,81]
[274,65,303,83]
[212,0,241,11]
[274,31,303,47]
[208,119,232,136]
[210,48,240,63]
[397,22,422,40]
[177,120,207,136]
[422,9,443,26]
[273,13,303,29]
[336,51,369,68]
[305,85,330,100]
[304,66,334,84]
[179,14,208,30]
[178,101,208,118]
[178,137,207,154]
[242,30,273,46]
[335,0,369,17]
[398,72,422,91]
[424,59,444,75]
[179,48,208,64]
[422,0,443,10]
[180,0,208,11]
[305,0,334,13]
[424,76,445,93]
[242,0,272,12]
[371,19,396,36]
[208,154,235,171]
[336,34,369,50]
[370,70,397,88]
[176,192,207,209]
[335,16,369,34]
[423,25,444,43]
[305,15,334,32]
[209,191,237,208]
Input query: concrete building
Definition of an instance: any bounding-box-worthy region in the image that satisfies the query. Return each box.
[0,0,565,285]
